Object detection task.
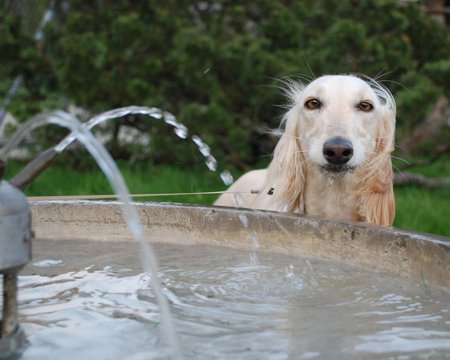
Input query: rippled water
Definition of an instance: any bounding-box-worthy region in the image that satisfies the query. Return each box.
[17,243,450,359]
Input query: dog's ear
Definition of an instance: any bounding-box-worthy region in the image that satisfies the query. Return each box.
[356,103,396,226]
[256,105,306,213]
[357,159,395,226]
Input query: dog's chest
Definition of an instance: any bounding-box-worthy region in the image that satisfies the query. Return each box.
[304,174,358,221]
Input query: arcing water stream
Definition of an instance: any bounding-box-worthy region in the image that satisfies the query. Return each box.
[5,106,234,190]
[1,110,182,358]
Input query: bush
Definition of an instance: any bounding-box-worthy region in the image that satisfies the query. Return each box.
[1,0,448,168]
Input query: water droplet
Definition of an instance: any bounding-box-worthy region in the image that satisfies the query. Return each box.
[160,112,188,139]
[162,112,188,139]
[233,194,243,207]
[192,135,211,156]
[249,253,259,266]
[285,264,295,279]
[204,68,210,74]
[33,259,63,267]
[220,170,234,185]
[205,155,217,171]
[239,214,248,228]
[251,231,260,248]
[150,112,163,120]
[163,112,177,126]
[174,125,188,139]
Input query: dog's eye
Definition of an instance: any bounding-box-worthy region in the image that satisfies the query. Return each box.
[357,101,374,112]
[304,98,321,110]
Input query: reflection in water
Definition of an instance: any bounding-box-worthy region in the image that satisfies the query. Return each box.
[19,243,450,360]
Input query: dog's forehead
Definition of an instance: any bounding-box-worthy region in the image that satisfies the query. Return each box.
[306,75,374,98]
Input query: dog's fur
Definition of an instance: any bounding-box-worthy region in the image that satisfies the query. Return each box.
[215,75,396,226]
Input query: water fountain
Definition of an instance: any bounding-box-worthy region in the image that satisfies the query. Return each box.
[1,109,185,358]
[0,108,449,359]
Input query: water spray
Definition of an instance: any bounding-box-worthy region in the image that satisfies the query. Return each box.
[0,106,236,358]
[8,106,233,190]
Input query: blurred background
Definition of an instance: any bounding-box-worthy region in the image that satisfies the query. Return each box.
[0,0,449,235]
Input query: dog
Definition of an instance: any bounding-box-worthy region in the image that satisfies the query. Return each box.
[215,74,396,226]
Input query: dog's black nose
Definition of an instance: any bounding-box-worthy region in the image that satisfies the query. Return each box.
[323,137,353,165]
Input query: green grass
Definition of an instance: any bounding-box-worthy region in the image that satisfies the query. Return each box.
[5,158,450,237]
[5,160,226,205]
[394,186,449,236]
[392,155,450,236]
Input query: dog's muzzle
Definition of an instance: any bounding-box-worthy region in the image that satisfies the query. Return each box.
[321,137,355,175]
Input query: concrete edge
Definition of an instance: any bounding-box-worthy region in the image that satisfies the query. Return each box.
[30,200,450,291]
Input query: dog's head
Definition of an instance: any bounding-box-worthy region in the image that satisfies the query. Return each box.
[287,74,395,177]
[263,74,396,225]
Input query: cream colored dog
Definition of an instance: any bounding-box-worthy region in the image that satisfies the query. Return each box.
[215,74,396,226]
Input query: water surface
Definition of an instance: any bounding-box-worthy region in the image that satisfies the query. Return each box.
[17,241,450,359]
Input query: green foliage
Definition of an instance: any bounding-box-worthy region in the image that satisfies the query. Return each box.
[1,0,449,166]
[394,73,441,138]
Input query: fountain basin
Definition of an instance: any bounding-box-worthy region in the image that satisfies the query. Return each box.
[28,201,450,290]
[17,201,450,359]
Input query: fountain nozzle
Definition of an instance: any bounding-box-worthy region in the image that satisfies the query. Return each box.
[0,177,32,356]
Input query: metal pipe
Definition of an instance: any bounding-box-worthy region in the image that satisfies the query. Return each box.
[1,274,18,338]
[10,147,59,190]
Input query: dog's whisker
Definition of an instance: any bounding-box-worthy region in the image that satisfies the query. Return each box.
[291,74,314,84]
[391,163,404,175]
[390,155,410,164]
[274,103,294,111]
[372,69,394,82]
[377,79,411,94]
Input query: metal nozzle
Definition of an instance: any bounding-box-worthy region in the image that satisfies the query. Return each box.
[10,147,59,190]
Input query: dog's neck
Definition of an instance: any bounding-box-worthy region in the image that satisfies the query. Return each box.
[303,163,361,222]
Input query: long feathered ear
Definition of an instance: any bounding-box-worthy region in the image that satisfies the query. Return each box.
[356,82,396,226]
[256,98,307,214]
